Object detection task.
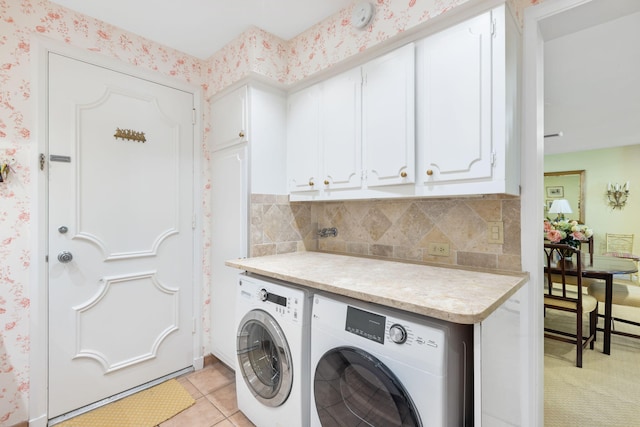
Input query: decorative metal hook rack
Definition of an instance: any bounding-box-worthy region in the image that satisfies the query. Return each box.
[114,128,147,143]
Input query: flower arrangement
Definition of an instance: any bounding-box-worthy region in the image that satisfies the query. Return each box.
[544,219,593,249]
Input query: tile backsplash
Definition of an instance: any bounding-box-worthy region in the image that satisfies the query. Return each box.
[250,194,521,272]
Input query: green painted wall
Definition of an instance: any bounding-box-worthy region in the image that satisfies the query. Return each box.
[545,145,640,256]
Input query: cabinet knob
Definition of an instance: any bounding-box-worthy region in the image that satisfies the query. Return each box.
[239,131,245,138]
[400,171,407,178]
[324,180,330,185]
[426,169,434,176]
[309,181,314,186]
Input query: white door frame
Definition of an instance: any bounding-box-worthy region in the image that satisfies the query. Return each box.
[521,0,594,425]
[30,37,204,427]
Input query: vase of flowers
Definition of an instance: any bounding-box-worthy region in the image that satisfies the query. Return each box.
[544,219,593,259]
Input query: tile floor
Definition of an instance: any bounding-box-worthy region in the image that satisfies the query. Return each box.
[158,358,255,427]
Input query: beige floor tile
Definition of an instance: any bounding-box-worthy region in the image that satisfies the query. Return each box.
[205,382,239,417]
[159,397,225,427]
[212,419,236,427]
[178,376,203,399]
[187,363,235,395]
[228,411,256,427]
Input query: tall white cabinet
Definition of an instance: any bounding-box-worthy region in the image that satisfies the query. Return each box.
[210,84,286,367]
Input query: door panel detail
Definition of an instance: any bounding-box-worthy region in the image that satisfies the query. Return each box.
[74,87,180,260]
[73,271,179,373]
[48,51,195,417]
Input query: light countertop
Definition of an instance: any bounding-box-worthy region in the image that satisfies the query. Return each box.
[226,252,529,324]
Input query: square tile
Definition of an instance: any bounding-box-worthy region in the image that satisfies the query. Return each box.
[205,382,239,417]
[159,397,225,427]
[186,364,235,395]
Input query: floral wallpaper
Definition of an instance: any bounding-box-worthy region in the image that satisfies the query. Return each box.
[0,1,209,424]
[206,0,543,94]
[1,0,544,424]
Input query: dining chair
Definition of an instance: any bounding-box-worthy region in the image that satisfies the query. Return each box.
[543,243,598,368]
[588,279,640,340]
[604,233,639,281]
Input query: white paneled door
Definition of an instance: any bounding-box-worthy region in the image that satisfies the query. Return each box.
[47,53,195,418]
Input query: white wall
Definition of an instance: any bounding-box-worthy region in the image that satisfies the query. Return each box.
[544,10,640,155]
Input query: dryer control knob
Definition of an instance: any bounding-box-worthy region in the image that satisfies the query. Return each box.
[389,324,407,344]
[259,289,268,301]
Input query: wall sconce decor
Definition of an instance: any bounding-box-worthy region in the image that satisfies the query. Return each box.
[0,158,15,183]
[548,198,573,220]
[607,182,629,210]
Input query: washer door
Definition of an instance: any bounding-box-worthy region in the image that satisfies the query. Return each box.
[314,346,422,427]
[237,309,293,407]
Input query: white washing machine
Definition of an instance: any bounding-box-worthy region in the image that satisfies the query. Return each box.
[235,273,312,427]
[310,293,473,427]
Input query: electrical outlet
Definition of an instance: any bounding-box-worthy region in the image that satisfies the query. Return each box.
[427,242,450,257]
[488,221,504,244]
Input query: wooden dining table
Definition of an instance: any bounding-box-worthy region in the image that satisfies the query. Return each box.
[545,254,638,355]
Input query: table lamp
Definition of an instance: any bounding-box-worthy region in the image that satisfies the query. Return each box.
[548,199,572,220]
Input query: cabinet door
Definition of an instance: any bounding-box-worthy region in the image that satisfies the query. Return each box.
[363,43,415,187]
[210,144,247,367]
[417,11,493,184]
[287,85,321,192]
[321,68,362,190]
[211,85,248,151]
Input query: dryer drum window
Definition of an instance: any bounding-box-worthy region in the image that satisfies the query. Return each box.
[314,346,421,427]
[237,309,293,407]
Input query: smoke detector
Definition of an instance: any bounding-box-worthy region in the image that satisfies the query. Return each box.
[351,1,375,29]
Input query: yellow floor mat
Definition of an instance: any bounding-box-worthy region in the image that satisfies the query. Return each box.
[57,379,195,427]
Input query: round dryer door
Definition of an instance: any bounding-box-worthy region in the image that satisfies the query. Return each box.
[237,309,293,407]
[314,346,421,427]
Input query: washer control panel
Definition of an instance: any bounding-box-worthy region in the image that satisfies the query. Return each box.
[388,324,407,344]
[343,304,443,351]
[239,274,306,323]
[260,288,287,307]
[345,305,386,344]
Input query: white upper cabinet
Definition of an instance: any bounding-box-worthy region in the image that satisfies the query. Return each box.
[287,84,321,193]
[211,85,248,151]
[212,84,287,193]
[321,68,362,191]
[417,12,492,183]
[416,4,520,196]
[363,43,415,188]
[287,43,416,201]
[286,4,519,201]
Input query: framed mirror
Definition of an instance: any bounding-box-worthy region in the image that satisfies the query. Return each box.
[544,170,586,223]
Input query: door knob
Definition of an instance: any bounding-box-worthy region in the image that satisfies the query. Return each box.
[57,251,73,263]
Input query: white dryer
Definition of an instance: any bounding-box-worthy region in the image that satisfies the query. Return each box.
[235,273,312,427]
[310,293,473,427]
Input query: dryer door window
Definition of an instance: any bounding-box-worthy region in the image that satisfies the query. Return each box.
[237,309,293,407]
[314,346,421,427]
